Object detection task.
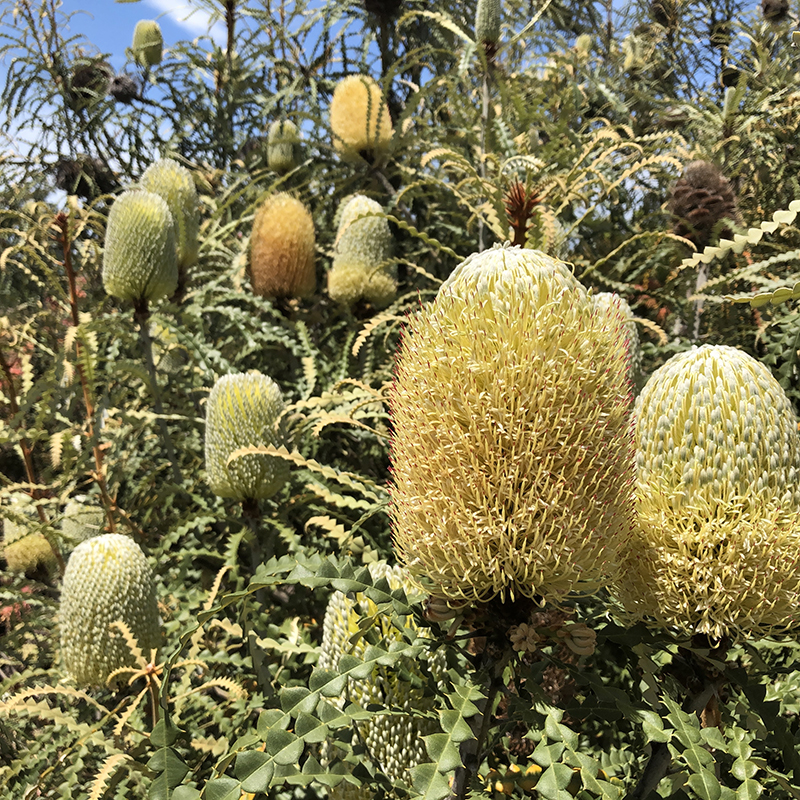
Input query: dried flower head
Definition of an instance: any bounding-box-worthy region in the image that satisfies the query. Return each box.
[618,345,800,639]
[390,244,635,606]
[250,193,316,299]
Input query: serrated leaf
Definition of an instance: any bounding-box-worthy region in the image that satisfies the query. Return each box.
[280,687,318,717]
[309,668,348,697]
[265,728,303,765]
[172,788,202,800]
[235,750,274,792]
[736,779,764,799]
[687,771,721,800]
[545,713,579,748]
[535,763,575,799]
[532,740,566,768]
[438,709,474,742]
[640,710,672,744]
[203,777,242,800]
[423,732,463,772]
[732,758,759,781]
[410,762,453,800]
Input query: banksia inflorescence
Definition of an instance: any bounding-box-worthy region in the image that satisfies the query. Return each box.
[667,160,741,249]
[267,120,302,173]
[102,189,178,304]
[132,20,163,67]
[390,244,636,607]
[60,533,160,687]
[329,75,393,161]
[140,158,200,275]
[68,58,112,109]
[475,0,502,59]
[762,0,789,20]
[319,562,444,797]
[590,292,641,383]
[109,73,139,104]
[618,345,800,639]
[2,494,57,577]
[205,372,289,502]
[250,193,316,299]
[503,180,539,247]
[54,155,118,200]
[328,194,396,309]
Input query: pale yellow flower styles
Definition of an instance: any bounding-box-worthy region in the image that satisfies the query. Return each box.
[329,75,393,160]
[619,345,800,639]
[391,244,635,606]
[250,193,316,299]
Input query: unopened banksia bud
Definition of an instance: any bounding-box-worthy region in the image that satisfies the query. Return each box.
[60,533,160,686]
[205,372,289,501]
[132,20,163,67]
[2,494,57,577]
[619,345,800,639]
[267,120,301,173]
[328,195,396,309]
[250,193,316,298]
[319,562,444,796]
[475,0,502,57]
[391,244,635,606]
[140,158,199,274]
[329,75,393,161]
[102,190,178,303]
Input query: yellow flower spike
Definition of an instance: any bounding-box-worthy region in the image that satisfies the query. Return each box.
[391,244,635,606]
[618,345,800,639]
[329,74,393,161]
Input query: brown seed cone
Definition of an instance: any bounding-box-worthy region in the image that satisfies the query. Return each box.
[762,0,789,20]
[668,161,741,249]
[364,0,402,18]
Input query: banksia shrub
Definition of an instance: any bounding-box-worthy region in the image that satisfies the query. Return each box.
[102,189,178,304]
[205,372,289,502]
[328,195,396,309]
[132,20,163,67]
[667,160,741,249]
[60,534,160,687]
[267,120,301,173]
[250,193,316,298]
[61,499,105,547]
[2,494,57,576]
[319,562,444,796]
[391,244,635,606]
[329,75,393,161]
[618,345,800,639]
[591,292,641,383]
[140,158,199,274]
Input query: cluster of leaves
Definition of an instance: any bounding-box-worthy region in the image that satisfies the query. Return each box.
[3,0,800,798]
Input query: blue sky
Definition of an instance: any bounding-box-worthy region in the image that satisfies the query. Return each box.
[58,0,227,68]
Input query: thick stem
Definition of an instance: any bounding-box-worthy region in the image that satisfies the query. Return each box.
[55,211,116,532]
[133,300,184,486]
[449,647,512,800]
[478,71,491,252]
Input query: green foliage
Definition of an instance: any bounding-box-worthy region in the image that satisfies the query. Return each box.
[3,0,800,797]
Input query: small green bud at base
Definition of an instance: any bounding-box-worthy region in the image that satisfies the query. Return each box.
[59,533,160,687]
[102,190,178,303]
[132,20,163,67]
[205,372,289,501]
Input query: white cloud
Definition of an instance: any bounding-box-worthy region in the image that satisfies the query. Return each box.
[144,0,227,45]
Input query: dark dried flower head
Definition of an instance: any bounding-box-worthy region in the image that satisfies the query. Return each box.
[109,73,140,104]
[54,156,119,200]
[762,0,789,20]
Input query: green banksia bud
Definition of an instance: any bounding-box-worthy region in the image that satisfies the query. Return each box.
[329,75,393,161]
[132,20,163,67]
[2,494,57,576]
[102,190,178,303]
[140,158,200,273]
[619,345,800,639]
[475,0,502,47]
[61,498,105,547]
[267,120,301,173]
[391,244,635,606]
[591,292,641,384]
[328,195,396,309]
[319,562,444,796]
[60,533,160,686]
[205,372,289,501]
[250,193,316,298]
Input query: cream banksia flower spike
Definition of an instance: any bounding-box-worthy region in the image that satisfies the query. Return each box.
[140,158,200,274]
[618,345,800,639]
[390,244,635,607]
[59,533,160,687]
[132,20,163,67]
[319,562,445,798]
[102,189,178,304]
[204,372,289,502]
[328,195,396,309]
[329,75,393,161]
